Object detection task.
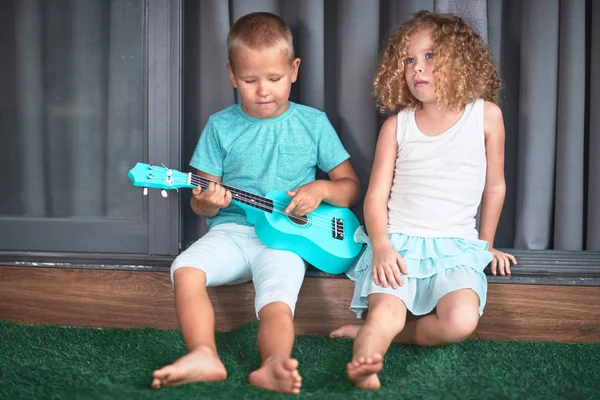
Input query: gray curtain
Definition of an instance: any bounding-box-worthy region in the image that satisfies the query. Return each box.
[183,0,599,251]
[488,0,596,251]
[0,0,145,219]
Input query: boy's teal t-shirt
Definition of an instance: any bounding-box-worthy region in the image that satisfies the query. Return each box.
[190,102,350,228]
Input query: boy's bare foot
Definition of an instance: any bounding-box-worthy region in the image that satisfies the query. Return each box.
[248,355,302,394]
[347,353,383,390]
[329,324,361,339]
[151,346,227,389]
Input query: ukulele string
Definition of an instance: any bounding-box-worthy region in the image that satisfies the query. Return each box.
[157,176,336,231]
[187,175,339,228]
[145,168,343,229]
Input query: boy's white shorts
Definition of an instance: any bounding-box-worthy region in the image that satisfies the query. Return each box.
[171,223,306,318]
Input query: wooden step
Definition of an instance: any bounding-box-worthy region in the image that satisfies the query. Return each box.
[0,266,599,343]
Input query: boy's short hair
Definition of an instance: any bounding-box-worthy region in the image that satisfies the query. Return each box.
[227,12,295,69]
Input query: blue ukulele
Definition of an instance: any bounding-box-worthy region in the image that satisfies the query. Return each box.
[128,163,363,274]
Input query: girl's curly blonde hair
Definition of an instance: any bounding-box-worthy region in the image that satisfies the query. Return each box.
[373,10,501,114]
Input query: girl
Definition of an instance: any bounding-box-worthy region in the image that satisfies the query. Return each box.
[330,11,517,390]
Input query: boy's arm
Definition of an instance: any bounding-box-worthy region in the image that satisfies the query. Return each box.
[479,101,517,274]
[283,161,360,215]
[319,160,361,207]
[190,170,231,218]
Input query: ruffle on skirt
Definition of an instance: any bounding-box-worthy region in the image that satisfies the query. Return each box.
[347,227,492,318]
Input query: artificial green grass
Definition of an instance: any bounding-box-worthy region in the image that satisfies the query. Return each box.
[0,321,598,400]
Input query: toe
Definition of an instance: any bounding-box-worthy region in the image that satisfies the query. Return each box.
[150,378,162,389]
[153,366,172,380]
[285,358,299,371]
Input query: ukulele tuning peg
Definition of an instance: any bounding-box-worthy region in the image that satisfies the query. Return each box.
[143,188,148,196]
[161,190,168,198]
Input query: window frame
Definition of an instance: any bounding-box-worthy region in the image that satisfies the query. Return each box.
[0,0,182,257]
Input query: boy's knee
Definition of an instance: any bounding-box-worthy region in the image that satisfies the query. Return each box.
[257,301,294,320]
[253,270,303,319]
[173,267,207,287]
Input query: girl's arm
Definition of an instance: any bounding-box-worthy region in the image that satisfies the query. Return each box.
[479,101,517,275]
[365,116,397,249]
[364,115,407,288]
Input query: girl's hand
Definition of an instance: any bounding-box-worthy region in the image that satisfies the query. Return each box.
[371,246,408,289]
[193,182,232,209]
[489,247,517,276]
[284,181,326,216]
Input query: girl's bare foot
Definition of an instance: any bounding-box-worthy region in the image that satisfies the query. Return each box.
[347,353,383,390]
[329,324,361,339]
[248,355,302,394]
[151,346,227,389]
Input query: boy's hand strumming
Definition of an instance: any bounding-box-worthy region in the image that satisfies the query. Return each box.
[284,181,326,216]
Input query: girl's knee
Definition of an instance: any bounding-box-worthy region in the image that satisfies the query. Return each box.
[440,307,479,341]
[435,289,480,341]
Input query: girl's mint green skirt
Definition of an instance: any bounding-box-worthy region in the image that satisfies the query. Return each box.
[347,227,493,318]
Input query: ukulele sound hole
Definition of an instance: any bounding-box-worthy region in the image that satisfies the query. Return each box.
[288,215,309,226]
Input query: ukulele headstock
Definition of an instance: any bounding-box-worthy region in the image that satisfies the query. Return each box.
[128,163,192,192]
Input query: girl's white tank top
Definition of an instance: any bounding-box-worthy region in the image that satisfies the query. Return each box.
[387,99,486,240]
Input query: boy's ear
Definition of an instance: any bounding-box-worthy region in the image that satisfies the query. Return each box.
[226,64,238,88]
[291,58,301,83]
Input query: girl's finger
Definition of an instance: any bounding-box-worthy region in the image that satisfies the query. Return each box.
[500,254,508,275]
[397,256,408,275]
[498,257,507,276]
[384,266,398,289]
[372,267,380,286]
[504,258,512,275]
[378,268,389,288]
[392,264,404,287]
[490,258,497,276]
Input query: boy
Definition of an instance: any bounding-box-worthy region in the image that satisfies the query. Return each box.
[151,12,361,395]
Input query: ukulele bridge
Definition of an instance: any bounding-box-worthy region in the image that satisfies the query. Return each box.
[332,217,345,240]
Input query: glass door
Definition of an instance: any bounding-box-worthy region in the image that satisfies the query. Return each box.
[0,0,181,255]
